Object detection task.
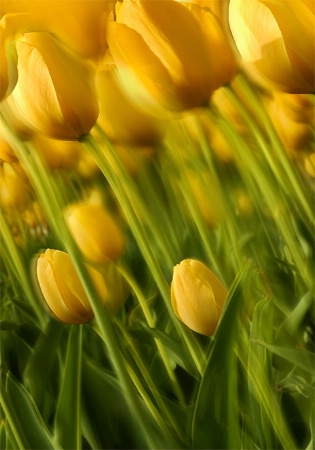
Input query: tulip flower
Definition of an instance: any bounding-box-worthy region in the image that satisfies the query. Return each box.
[64,202,125,264]
[9,32,99,140]
[228,0,315,93]
[95,66,164,146]
[0,1,115,59]
[36,249,108,324]
[36,249,129,323]
[107,0,216,111]
[171,259,227,336]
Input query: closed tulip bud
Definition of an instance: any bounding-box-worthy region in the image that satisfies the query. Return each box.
[96,66,164,146]
[228,0,315,93]
[171,259,228,336]
[182,2,237,89]
[64,202,125,264]
[10,32,99,140]
[36,249,109,324]
[107,0,216,111]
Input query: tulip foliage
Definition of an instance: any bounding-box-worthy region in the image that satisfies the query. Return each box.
[0,1,314,450]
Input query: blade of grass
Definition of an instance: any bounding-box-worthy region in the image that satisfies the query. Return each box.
[54,325,83,450]
[0,370,61,449]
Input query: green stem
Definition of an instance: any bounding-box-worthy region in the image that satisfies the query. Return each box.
[0,206,46,327]
[115,320,184,444]
[84,130,205,374]
[0,115,158,448]
[118,264,186,405]
[225,76,314,226]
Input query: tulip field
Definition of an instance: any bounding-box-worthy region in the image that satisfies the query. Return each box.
[0,1,314,449]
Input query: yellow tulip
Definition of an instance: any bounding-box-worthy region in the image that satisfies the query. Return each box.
[0,1,115,58]
[106,0,216,111]
[181,2,237,89]
[171,259,227,336]
[228,0,315,93]
[10,32,99,140]
[267,96,313,153]
[96,66,164,146]
[64,202,125,264]
[36,249,129,323]
[36,249,106,324]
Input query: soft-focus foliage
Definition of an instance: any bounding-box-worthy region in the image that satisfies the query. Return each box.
[0,1,314,449]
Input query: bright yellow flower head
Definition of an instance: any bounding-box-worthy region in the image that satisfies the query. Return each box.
[36,249,129,323]
[96,66,164,146]
[107,0,216,111]
[228,0,315,93]
[9,32,99,140]
[36,249,104,324]
[64,202,125,265]
[0,1,116,59]
[171,259,227,336]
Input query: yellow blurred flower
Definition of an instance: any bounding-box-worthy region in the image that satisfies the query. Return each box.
[96,66,164,146]
[107,0,216,111]
[0,135,17,163]
[181,1,237,89]
[186,170,225,226]
[31,135,82,170]
[0,1,115,59]
[228,0,315,93]
[9,32,99,140]
[0,161,30,210]
[267,95,313,153]
[64,202,125,265]
[171,259,227,336]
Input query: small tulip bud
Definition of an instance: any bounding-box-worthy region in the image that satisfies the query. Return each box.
[171,259,228,336]
[64,202,125,264]
[36,249,126,324]
[228,0,315,93]
[10,32,99,140]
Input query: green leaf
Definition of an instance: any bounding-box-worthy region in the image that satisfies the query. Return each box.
[192,262,250,449]
[256,341,315,375]
[24,320,65,416]
[0,370,61,450]
[54,325,83,450]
